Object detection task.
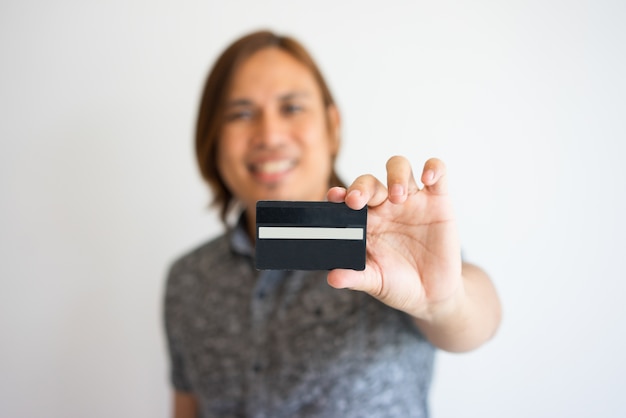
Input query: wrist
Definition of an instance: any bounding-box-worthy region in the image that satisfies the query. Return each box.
[413,279,468,328]
[413,264,502,352]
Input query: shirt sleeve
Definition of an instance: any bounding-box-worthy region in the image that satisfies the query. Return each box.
[163,263,193,393]
[165,328,193,392]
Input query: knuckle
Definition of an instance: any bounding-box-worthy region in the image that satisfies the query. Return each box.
[353,174,376,187]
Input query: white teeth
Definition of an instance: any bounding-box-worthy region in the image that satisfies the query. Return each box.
[255,160,294,174]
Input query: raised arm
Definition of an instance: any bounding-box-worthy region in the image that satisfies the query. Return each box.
[172,391,198,418]
[327,156,501,352]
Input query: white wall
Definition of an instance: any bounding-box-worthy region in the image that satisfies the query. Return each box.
[1,1,625,417]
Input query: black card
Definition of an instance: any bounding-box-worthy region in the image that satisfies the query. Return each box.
[255,201,367,270]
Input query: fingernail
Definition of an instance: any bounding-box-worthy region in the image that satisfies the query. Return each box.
[390,184,404,197]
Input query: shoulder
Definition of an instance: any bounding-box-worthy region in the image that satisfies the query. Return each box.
[165,233,235,297]
[165,228,255,295]
[168,233,231,277]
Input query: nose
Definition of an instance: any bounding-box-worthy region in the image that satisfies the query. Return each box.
[251,110,287,148]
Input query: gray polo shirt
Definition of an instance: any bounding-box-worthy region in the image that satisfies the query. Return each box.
[164,221,435,417]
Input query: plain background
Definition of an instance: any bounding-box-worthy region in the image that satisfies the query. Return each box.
[2,0,625,417]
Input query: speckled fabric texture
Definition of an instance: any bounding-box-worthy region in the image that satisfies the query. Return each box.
[164,222,435,418]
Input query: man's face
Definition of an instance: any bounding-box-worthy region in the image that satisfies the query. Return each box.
[217,47,339,211]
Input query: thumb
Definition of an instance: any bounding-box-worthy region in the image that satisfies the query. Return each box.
[327,268,383,298]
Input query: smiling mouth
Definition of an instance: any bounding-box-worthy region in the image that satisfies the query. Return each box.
[249,159,296,177]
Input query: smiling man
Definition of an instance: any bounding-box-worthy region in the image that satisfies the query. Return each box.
[164,30,501,418]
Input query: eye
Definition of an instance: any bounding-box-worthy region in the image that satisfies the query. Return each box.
[225,109,254,122]
[281,103,304,115]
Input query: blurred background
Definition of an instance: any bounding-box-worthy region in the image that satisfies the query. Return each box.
[1,0,625,417]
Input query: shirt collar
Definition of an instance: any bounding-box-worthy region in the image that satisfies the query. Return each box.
[230,212,254,257]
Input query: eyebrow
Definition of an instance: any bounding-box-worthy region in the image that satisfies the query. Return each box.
[226,98,254,108]
[278,91,311,101]
[225,91,312,108]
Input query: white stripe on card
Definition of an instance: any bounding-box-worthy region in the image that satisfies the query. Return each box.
[258,227,364,240]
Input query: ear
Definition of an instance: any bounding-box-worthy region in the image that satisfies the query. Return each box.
[326,104,341,156]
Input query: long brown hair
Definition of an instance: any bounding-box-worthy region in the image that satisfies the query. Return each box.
[195,30,344,223]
